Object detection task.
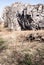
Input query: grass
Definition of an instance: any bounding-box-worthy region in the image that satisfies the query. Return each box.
[0,38,7,52]
[0,31,44,65]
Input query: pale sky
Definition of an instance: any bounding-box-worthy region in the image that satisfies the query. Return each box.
[0,0,44,18]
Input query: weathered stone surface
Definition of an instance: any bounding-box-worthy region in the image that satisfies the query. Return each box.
[2,2,44,30]
[38,5,43,13]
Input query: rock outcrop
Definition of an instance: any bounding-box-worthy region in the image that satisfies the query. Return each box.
[2,2,44,30]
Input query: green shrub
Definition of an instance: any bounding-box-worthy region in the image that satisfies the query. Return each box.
[17,53,32,65]
[0,38,7,51]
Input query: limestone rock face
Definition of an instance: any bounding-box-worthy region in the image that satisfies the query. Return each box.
[2,2,44,30]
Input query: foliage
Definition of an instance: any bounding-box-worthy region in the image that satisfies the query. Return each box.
[0,38,7,52]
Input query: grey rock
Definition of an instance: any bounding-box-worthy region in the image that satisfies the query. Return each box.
[38,5,43,13]
[38,20,44,29]
[2,2,44,30]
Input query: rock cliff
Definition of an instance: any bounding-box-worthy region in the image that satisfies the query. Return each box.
[2,2,44,30]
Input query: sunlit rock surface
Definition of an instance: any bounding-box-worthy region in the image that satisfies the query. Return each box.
[2,2,44,30]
